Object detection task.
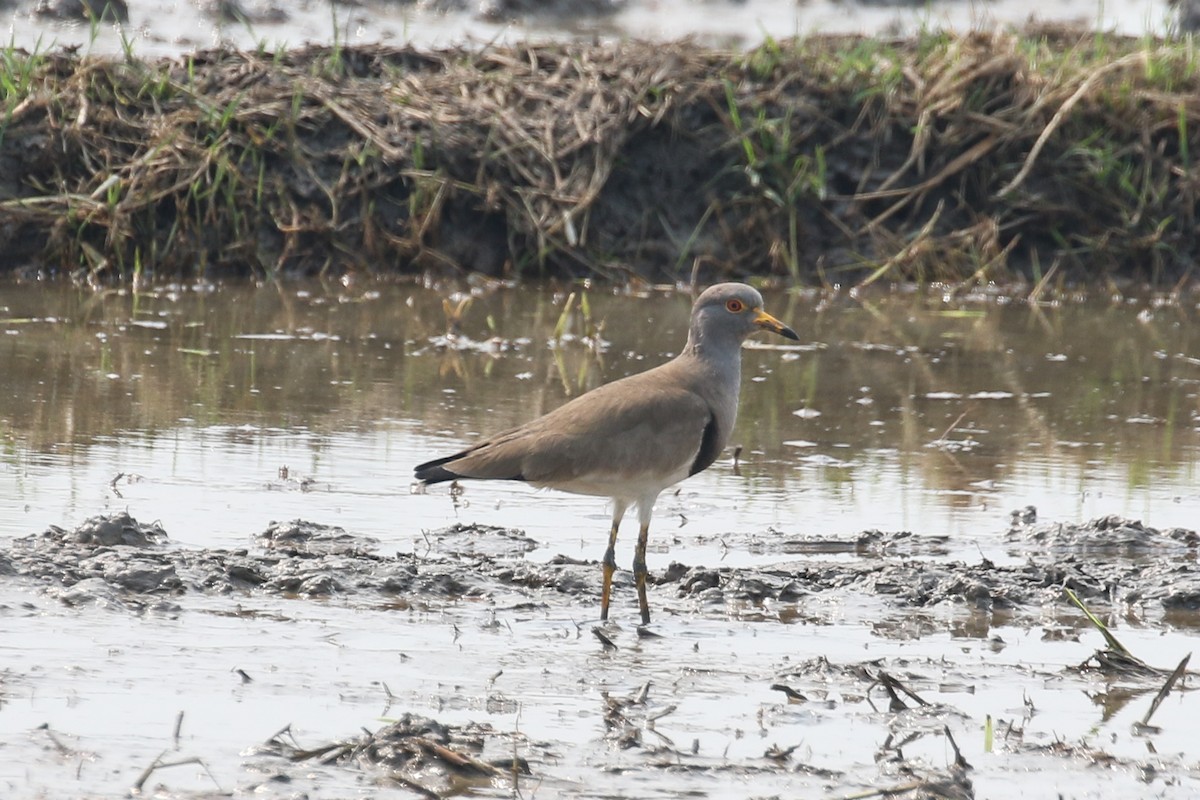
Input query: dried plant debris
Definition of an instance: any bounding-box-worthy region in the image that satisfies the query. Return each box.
[768,653,1194,796]
[1066,588,1197,690]
[768,660,974,798]
[253,713,532,797]
[2,29,1199,284]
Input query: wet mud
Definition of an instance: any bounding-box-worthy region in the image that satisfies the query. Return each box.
[4,511,1199,797]
[8,511,1200,619]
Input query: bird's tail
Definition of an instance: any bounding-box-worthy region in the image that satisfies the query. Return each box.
[413,454,465,485]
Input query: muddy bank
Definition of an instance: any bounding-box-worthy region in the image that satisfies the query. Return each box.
[7,511,1199,623]
[2,31,1199,286]
[5,510,1199,797]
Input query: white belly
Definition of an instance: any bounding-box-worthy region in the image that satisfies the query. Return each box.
[532,462,693,503]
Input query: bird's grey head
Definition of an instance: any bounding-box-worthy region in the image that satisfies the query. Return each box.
[686,283,799,352]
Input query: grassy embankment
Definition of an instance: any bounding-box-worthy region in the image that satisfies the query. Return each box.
[0,28,1197,286]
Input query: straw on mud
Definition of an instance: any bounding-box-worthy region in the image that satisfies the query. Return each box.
[769,683,808,702]
[592,626,618,650]
[1139,653,1192,728]
[765,742,799,761]
[387,775,441,799]
[38,724,73,756]
[873,669,930,711]
[1064,587,1130,656]
[943,724,970,770]
[130,750,222,794]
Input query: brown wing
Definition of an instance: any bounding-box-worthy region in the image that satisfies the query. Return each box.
[415,368,713,486]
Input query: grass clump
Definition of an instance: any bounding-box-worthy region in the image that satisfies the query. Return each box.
[0,28,1198,285]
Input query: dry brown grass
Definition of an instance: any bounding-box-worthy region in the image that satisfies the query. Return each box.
[1,28,1198,285]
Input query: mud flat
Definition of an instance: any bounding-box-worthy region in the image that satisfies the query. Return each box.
[2,510,1198,797]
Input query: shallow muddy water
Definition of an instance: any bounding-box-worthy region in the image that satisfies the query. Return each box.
[2,279,1200,798]
[1,0,1182,61]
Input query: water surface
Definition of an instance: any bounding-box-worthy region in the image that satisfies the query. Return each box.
[2,0,1178,60]
[3,279,1199,798]
[3,280,1199,561]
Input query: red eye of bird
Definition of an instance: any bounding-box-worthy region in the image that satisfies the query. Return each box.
[725,299,744,313]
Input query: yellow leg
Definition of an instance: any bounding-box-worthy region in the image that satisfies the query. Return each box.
[633,520,651,625]
[600,518,620,621]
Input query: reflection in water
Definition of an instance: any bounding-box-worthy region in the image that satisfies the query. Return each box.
[2,280,1199,553]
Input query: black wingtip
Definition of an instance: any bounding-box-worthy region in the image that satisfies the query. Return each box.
[414,455,464,485]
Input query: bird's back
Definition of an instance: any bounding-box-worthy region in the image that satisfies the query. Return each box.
[415,355,724,496]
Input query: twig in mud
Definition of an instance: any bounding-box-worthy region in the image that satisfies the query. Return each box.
[646,704,676,723]
[943,725,970,770]
[509,704,524,796]
[1065,588,1136,659]
[764,743,799,761]
[934,409,971,446]
[38,724,74,756]
[769,683,808,702]
[173,710,184,748]
[380,682,396,716]
[386,774,441,798]
[872,669,930,711]
[1139,653,1191,730]
[592,627,618,650]
[130,750,223,794]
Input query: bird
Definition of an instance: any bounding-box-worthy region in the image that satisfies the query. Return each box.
[414,283,799,624]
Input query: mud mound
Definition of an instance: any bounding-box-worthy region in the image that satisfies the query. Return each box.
[1007,511,1200,555]
[5,511,1200,620]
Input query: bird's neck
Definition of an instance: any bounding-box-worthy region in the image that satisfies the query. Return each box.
[679,334,742,449]
[681,333,742,390]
